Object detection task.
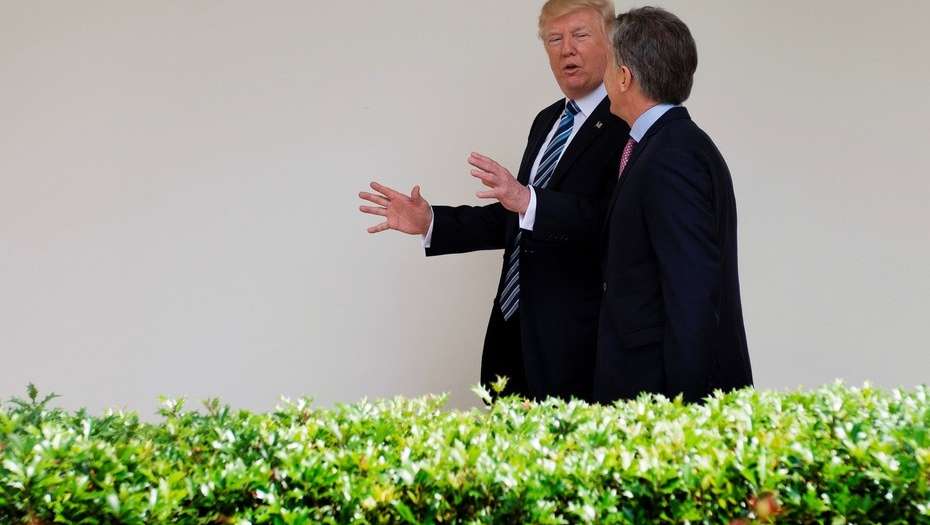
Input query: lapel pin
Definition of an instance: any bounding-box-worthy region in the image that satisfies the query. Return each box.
[595,121,603,129]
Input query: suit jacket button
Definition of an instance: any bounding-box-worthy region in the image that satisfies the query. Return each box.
[603,282,608,292]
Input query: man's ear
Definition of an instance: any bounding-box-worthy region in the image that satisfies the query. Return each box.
[620,65,634,92]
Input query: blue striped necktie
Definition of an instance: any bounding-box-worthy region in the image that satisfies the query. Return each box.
[500,99,581,321]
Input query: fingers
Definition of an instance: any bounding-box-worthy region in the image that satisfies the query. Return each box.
[370,181,403,199]
[411,185,422,201]
[367,221,391,234]
[358,192,389,206]
[470,169,496,186]
[469,151,494,164]
[467,152,499,173]
[468,157,496,172]
[476,190,497,199]
[359,205,387,217]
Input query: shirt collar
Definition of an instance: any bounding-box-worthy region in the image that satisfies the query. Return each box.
[630,103,676,142]
[568,83,608,119]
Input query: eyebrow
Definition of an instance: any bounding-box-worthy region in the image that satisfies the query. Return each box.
[547,25,592,38]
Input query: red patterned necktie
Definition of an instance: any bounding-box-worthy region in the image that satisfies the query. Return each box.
[618,137,637,178]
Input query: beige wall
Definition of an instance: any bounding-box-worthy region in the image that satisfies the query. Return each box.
[2,1,929,414]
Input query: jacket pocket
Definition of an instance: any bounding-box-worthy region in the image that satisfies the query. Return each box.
[619,325,664,350]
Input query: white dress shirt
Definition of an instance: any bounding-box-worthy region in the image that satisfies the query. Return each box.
[423,83,608,247]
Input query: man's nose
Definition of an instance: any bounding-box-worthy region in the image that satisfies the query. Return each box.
[560,40,577,57]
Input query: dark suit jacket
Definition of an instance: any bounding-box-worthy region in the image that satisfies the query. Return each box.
[426,97,628,401]
[596,107,753,403]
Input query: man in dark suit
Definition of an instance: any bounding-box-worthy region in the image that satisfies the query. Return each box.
[358,0,628,401]
[597,7,753,403]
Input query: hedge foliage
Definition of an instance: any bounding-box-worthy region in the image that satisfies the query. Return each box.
[2,381,930,524]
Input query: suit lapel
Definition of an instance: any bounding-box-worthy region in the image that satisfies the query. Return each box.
[517,103,562,185]
[506,101,562,244]
[603,134,652,222]
[545,97,612,190]
[603,107,692,224]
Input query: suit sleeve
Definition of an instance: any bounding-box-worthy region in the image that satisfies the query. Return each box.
[643,148,721,402]
[425,203,509,256]
[425,107,554,256]
[531,172,615,244]
[528,117,621,244]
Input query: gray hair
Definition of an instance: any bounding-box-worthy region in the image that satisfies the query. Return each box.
[611,7,698,105]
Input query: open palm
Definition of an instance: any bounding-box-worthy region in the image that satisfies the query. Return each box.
[358,181,432,235]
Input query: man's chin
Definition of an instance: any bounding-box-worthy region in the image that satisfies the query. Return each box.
[560,81,597,99]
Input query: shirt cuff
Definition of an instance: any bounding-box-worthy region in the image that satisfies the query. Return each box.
[518,186,537,231]
[422,208,435,249]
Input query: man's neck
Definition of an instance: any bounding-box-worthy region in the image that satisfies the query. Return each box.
[623,97,660,128]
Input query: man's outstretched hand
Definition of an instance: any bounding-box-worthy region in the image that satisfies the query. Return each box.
[359,182,432,235]
[469,152,530,214]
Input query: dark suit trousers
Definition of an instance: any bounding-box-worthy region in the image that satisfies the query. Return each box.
[480,302,529,398]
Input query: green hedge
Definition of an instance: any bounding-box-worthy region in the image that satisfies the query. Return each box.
[2,382,929,524]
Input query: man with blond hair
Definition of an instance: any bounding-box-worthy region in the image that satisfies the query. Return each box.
[358,0,628,401]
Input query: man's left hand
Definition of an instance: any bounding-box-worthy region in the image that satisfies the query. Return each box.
[469,152,531,214]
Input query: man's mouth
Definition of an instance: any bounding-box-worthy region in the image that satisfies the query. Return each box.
[563,64,582,75]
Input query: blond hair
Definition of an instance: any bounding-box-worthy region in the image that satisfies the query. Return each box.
[538,0,616,38]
